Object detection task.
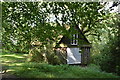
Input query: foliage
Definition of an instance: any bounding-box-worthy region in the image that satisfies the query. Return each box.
[2,2,107,64]
[28,47,44,62]
[90,14,120,75]
[2,2,105,53]
[2,2,120,75]
[28,43,62,64]
[100,26,120,75]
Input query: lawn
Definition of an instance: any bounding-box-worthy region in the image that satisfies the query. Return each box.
[1,52,120,78]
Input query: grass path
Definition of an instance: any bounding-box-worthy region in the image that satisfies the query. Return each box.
[1,73,18,78]
[1,53,28,78]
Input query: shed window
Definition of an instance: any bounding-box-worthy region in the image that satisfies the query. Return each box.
[71,34,78,45]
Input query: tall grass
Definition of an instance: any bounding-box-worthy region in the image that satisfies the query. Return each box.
[8,63,119,78]
[1,53,119,78]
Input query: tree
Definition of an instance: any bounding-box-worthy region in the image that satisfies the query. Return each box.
[2,2,110,64]
[90,13,120,75]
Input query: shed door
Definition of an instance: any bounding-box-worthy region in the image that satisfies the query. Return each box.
[67,48,81,64]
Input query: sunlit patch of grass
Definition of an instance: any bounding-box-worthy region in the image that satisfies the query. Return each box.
[2,54,25,58]
[45,73,55,78]
[1,53,120,78]
[1,53,28,64]
[2,56,25,62]
[7,69,16,73]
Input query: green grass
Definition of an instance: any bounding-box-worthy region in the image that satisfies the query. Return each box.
[1,52,120,78]
[1,52,28,65]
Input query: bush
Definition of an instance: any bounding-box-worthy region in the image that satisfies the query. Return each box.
[92,34,120,76]
[100,36,120,75]
[28,44,63,65]
[28,47,44,62]
[46,52,62,65]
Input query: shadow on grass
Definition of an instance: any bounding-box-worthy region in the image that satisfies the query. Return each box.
[1,53,119,78]
[1,53,28,63]
[2,56,26,63]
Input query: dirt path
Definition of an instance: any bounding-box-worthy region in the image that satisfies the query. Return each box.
[1,73,18,78]
[1,66,19,79]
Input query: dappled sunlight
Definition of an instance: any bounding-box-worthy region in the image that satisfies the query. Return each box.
[2,54,25,58]
[2,63,26,68]
[46,73,55,78]
[23,54,28,57]
[7,69,16,73]
[1,53,119,78]
[2,57,25,63]
[1,53,28,64]
[13,63,24,66]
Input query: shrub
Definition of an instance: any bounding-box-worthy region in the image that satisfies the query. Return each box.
[28,47,44,62]
[28,44,62,65]
[91,34,120,76]
[100,36,120,75]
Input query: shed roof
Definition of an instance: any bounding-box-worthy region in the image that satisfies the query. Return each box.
[55,25,91,47]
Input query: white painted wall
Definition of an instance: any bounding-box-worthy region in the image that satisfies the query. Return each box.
[67,48,81,64]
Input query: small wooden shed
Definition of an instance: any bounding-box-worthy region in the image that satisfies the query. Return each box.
[54,25,91,65]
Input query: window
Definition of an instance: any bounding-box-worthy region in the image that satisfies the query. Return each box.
[71,34,78,45]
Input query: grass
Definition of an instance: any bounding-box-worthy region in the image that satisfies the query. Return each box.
[1,52,120,78]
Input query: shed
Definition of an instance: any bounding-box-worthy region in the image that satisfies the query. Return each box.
[54,25,91,65]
